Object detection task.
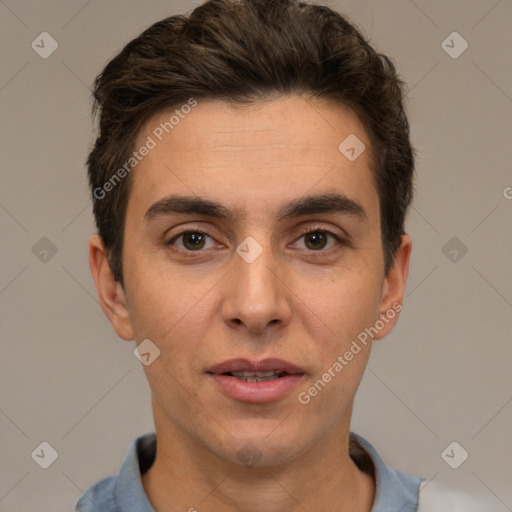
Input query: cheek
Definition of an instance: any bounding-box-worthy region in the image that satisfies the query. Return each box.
[124,267,179,347]
[304,270,382,348]
[126,268,216,369]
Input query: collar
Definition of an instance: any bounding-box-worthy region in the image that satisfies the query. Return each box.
[93,431,423,511]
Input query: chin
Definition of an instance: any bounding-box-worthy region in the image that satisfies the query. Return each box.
[208,424,311,468]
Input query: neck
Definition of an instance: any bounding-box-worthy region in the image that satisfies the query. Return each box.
[141,411,375,512]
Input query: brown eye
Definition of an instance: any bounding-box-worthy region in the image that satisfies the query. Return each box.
[303,231,329,250]
[182,232,207,250]
[166,231,215,251]
[294,228,343,252]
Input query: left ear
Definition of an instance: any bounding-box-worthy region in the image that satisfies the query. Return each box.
[373,234,412,340]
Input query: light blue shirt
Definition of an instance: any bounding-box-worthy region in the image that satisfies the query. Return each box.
[75,431,424,511]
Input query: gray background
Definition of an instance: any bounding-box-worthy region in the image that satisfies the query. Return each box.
[1,0,511,510]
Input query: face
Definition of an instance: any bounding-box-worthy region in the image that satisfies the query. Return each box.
[90,95,411,467]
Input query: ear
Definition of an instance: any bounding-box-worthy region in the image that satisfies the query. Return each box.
[373,234,412,340]
[88,234,134,341]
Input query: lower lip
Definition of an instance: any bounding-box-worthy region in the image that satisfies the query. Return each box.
[208,373,304,404]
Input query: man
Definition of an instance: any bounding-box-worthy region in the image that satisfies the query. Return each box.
[77,0,481,510]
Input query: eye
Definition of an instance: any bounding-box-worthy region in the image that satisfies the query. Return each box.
[165,225,346,255]
[293,226,345,252]
[165,230,218,252]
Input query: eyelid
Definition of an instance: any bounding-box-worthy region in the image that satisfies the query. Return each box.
[296,223,346,238]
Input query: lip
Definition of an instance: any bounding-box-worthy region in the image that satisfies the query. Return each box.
[207,358,305,375]
[207,358,305,404]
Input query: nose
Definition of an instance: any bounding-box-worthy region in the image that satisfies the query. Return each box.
[221,239,292,335]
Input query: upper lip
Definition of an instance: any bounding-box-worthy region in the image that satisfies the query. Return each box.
[207,358,305,375]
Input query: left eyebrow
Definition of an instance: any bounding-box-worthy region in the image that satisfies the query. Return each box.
[276,192,367,222]
[143,192,367,224]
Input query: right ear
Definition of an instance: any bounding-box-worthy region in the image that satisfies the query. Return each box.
[88,234,134,341]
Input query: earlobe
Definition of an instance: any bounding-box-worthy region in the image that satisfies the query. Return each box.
[88,234,134,341]
[373,234,412,341]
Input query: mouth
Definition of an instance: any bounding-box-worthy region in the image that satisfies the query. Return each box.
[218,370,293,382]
[206,358,305,403]
[207,357,305,378]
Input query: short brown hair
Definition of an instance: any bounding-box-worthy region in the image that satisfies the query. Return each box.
[87,0,415,286]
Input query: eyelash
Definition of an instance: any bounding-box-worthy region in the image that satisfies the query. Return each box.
[164,224,347,257]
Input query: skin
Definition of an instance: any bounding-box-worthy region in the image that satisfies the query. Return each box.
[89,95,411,512]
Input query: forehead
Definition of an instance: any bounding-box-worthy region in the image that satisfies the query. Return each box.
[141,96,371,163]
[128,96,379,225]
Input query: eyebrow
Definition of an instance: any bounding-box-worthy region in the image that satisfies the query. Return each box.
[144,192,367,224]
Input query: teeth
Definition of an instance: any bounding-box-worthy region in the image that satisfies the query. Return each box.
[230,371,278,377]
[237,374,281,382]
[228,370,284,382]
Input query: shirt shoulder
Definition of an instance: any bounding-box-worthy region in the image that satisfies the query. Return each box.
[73,432,157,512]
[349,432,424,512]
[74,475,118,511]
